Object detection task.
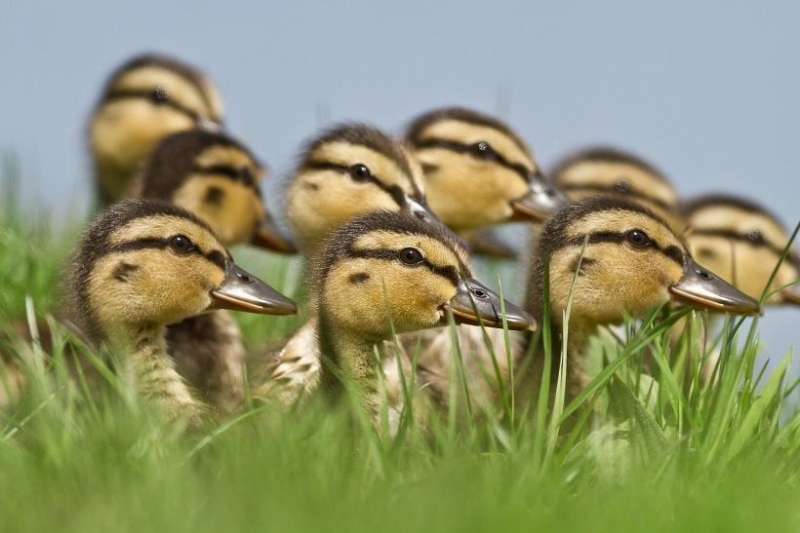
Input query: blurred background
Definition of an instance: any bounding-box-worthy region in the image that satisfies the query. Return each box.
[1,1,798,364]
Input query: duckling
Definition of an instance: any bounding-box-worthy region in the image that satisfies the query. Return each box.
[64,199,296,424]
[260,123,463,406]
[131,128,296,254]
[408,197,762,415]
[520,197,761,402]
[682,194,800,306]
[261,211,533,429]
[130,129,296,413]
[404,106,566,257]
[550,146,681,228]
[89,53,225,205]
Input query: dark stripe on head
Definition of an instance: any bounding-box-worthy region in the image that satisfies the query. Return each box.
[690,228,799,264]
[681,194,785,225]
[410,138,532,185]
[562,231,684,266]
[319,211,470,285]
[303,160,410,207]
[107,237,227,270]
[301,123,414,180]
[68,199,225,337]
[560,182,673,211]
[538,196,682,260]
[96,53,218,121]
[139,129,262,200]
[103,88,203,123]
[550,146,671,186]
[348,249,461,287]
[405,107,531,155]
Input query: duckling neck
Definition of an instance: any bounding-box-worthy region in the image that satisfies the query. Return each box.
[107,323,202,424]
[317,310,385,421]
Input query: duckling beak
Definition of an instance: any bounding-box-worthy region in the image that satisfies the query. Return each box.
[439,278,537,331]
[461,229,519,259]
[669,257,762,315]
[250,213,298,254]
[210,263,298,315]
[196,118,224,133]
[510,173,569,223]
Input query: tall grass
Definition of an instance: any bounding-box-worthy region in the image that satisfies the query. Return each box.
[1,179,799,532]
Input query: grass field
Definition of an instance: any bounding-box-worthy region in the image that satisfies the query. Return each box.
[1,177,799,532]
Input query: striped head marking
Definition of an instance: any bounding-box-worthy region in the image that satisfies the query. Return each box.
[133,129,295,252]
[551,146,680,226]
[683,194,800,306]
[319,212,534,340]
[286,123,436,253]
[89,53,225,203]
[533,197,759,327]
[405,107,565,230]
[71,200,295,338]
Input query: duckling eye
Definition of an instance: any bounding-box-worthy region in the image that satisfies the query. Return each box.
[152,86,169,103]
[239,166,252,181]
[472,141,496,159]
[399,247,424,265]
[350,164,372,181]
[747,230,765,244]
[626,229,652,248]
[169,235,195,254]
[615,180,632,193]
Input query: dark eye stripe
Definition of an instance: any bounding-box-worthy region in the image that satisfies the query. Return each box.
[104,89,203,124]
[191,164,260,194]
[560,183,673,211]
[347,249,460,287]
[410,139,531,185]
[690,228,794,260]
[563,231,684,266]
[304,160,414,207]
[107,237,227,269]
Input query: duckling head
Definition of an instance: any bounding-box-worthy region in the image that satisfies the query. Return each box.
[550,147,680,227]
[89,53,225,203]
[134,129,296,253]
[404,107,566,231]
[682,194,800,306]
[286,123,447,254]
[69,199,296,339]
[530,197,761,331]
[317,211,535,341]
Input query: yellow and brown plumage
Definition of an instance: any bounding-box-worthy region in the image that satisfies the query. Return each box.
[44,200,295,423]
[261,123,457,406]
[405,107,567,257]
[88,53,225,205]
[260,211,533,431]
[126,129,296,413]
[682,194,800,306]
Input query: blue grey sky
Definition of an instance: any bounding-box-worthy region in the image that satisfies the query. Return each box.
[1,1,798,363]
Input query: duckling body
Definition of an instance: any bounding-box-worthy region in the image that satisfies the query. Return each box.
[519,197,760,402]
[260,211,533,430]
[130,129,295,413]
[682,194,800,306]
[260,123,453,407]
[65,199,296,423]
[412,198,761,414]
[89,53,224,205]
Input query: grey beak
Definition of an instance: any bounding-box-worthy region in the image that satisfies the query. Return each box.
[196,118,224,133]
[210,263,297,315]
[510,172,569,222]
[440,278,536,331]
[250,212,299,255]
[669,257,762,315]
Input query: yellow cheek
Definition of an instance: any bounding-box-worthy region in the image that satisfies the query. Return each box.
[172,179,260,246]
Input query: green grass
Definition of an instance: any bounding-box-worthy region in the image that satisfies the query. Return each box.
[1,183,799,532]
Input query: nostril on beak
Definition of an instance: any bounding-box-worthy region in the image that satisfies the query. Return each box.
[472,288,487,299]
[238,272,253,284]
[697,268,713,280]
